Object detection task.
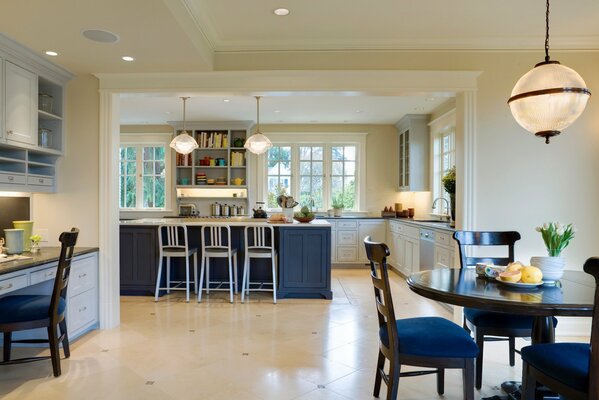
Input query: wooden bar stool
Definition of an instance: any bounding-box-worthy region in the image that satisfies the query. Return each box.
[154,224,198,303]
[198,225,238,303]
[241,225,277,304]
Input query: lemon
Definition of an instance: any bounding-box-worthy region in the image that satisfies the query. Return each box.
[521,266,543,284]
[499,270,522,283]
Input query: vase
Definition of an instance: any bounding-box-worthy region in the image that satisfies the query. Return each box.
[13,220,33,252]
[530,256,566,283]
[333,208,342,217]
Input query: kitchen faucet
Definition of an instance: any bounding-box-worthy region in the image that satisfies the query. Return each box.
[432,197,451,221]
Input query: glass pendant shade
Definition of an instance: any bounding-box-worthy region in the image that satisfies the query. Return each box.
[244,132,272,154]
[170,131,198,154]
[509,62,591,143]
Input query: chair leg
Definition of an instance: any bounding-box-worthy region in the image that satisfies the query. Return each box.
[475,329,484,390]
[463,358,475,400]
[373,350,385,398]
[241,254,249,303]
[520,361,537,400]
[154,255,163,301]
[166,257,171,294]
[206,258,210,294]
[47,325,61,377]
[59,319,70,358]
[185,255,190,303]
[193,252,198,294]
[437,368,445,395]
[3,332,12,362]
[228,255,234,303]
[271,253,277,304]
[508,336,516,366]
[198,255,206,302]
[233,253,238,294]
[387,356,400,400]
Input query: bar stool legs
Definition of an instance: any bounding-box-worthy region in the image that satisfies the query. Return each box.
[198,253,238,303]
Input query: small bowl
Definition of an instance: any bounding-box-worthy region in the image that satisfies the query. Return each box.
[293,216,315,223]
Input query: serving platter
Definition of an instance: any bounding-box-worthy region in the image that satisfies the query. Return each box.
[495,277,545,288]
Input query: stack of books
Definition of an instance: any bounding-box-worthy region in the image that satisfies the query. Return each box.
[230,151,245,167]
[176,153,192,166]
[197,132,228,148]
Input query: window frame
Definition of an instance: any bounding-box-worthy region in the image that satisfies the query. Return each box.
[259,133,366,212]
[430,111,456,216]
[120,133,172,212]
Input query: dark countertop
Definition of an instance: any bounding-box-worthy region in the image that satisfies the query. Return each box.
[318,216,455,232]
[0,247,99,276]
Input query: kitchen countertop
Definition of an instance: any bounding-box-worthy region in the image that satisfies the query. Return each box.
[120,217,331,227]
[0,247,99,276]
[318,216,455,232]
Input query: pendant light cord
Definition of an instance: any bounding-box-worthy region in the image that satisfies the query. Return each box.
[181,97,189,132]
[255,96,261,133]
[545,0,550,62]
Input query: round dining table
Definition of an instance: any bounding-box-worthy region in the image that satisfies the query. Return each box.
[407,268,595,399]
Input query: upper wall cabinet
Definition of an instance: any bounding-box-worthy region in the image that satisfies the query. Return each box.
[395,114,430,192]
[0,34,72,193]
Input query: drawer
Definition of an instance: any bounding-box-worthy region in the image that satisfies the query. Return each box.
[0,274,28,296]
[337,220,358,229]
[30,264,58,285]
[435,231,452,246]
[337,247,357,262]
[0,173,26,185]
[67,288,98,334]
[337,230,357,245]
[388,221,401,233]
[28,176,54,186]
[401,224,420,239]
[69,255,97,297]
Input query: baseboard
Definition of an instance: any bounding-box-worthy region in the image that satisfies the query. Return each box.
[332,263,369,269]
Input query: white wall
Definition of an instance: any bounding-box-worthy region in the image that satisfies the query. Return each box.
[32,75,99,247]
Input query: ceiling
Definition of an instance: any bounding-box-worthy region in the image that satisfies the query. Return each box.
[1,0,596,125]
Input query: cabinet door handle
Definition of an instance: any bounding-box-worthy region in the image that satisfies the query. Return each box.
[0,283,14,290]
[39,178,44,183]
[79,273,87,278]
[6,130,12,135]
[8,176,14,181]
[79,306,87,312]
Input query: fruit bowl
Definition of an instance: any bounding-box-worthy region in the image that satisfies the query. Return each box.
[293,216,315,223]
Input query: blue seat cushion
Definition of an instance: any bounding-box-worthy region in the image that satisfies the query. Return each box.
[0,295,65,325]
[379,316,479,358]
[521,342,589,393]
[464,308,558,331]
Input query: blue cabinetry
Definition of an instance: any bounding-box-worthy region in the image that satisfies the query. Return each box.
[277,227,332,299]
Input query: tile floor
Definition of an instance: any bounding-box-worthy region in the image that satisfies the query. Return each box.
[0,269,586,399]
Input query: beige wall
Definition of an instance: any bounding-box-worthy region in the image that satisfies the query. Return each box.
[32,75,99,247]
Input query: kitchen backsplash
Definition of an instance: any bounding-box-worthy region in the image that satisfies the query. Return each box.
[0,196,30,234]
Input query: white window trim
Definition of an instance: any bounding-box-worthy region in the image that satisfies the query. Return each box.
[120,133,172,212]
[257,132,367,212]
[429,110,456,216]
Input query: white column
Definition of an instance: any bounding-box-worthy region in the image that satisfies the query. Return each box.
[455,90,477,231]
[98,91,120,329]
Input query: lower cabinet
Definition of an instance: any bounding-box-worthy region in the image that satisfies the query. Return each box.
[119,226,158,295]
[277,226,332,299]
[324,219,386,265]
[434,230,455,269]
[67,252,99,338]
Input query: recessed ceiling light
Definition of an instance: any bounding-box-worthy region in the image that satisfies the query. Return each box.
[274,110,281,113]
[223,99,230,103]
[45,51,58,57]
[122,56,134,62]
[165,111,172,115]
[81,29,120,43]
[355,110,363,113]
[414,106,425,111]
[274,8,290,16]
[426,97,436,102]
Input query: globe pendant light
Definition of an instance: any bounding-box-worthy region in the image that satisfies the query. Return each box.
[244,96,273,155]
[169,97,198,154]
[508,0,591,144]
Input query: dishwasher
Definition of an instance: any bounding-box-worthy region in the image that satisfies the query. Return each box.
[419,228,436,271]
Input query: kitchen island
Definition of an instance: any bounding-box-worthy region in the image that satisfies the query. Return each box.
[119,218,332,299]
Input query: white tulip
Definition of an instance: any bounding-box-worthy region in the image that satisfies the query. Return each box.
[555,222,563,231]
[543,223,549,230]
[535,226,542,232]
[556,227,565,236]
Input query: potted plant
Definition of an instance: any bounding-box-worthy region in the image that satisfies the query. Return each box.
[332,195,344,217]
[442,166,456,226]
[531,222,576,283]
[30,234,42,254]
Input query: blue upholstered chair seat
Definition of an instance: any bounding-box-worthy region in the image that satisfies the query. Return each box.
[0,295,65,324]
[380,316,479,358]
[521,343,589,393]
[464,308,557,330]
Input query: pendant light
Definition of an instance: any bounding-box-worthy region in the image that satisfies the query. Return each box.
[244,96,273,155]
[169,97,198,154]
[508,0,591,144]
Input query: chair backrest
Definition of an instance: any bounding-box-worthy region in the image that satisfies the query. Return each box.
[158,224,190,252]
[50,228,79,322]
[453,231,521,268]
[244,225,274,250]
[364,236,399,355]
[583,257,599,398]
[201,224,232,252]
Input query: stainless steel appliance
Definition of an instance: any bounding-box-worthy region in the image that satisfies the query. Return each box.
[211,202,221,217]
[179,204,196,217]
[419,228,435,271]
[221,204,230,217]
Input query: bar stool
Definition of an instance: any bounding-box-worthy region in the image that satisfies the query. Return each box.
[198,225,238,303]
[241,225,277,304]
[154,224,198,302]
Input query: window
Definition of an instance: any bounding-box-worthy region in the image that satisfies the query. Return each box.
[432,119,455,215]
[264,142,360,211]
[119,145,167,210]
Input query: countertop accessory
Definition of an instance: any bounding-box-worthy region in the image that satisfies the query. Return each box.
[179,204,197,217]
[244,96,273,154]
[170,97,199,154]
[38,93,54,113]
[39,128,53,148]
[13,221,33,252]
[4,228,24,254]
[508,0,591,144]
[253,202,268,218]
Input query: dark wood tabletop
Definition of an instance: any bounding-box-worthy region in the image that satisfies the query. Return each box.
[407,268,595,318]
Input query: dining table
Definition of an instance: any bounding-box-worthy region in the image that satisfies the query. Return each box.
[406,267,595,400]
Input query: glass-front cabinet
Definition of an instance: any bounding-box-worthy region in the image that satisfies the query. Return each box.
[395,114,430,192]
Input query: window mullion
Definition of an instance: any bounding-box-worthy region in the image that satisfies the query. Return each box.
[324,144,331,210]
[136,145,143,209]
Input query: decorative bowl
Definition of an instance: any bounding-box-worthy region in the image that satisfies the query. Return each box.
[293,216,315,223]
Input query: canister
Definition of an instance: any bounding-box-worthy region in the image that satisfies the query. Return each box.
[13,221,33,251]
[4,229,24,255]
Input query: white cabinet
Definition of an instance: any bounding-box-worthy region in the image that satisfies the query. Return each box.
[5,61,37,146]
[385,220,420,276]
[358,220,386,262]
[324,218,385,265]
[67,252,99,338]
[396,114,430,191]
[434,230,455,269]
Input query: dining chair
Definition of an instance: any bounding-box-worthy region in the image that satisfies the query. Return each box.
[241,225,277,304]
[453,230,557,390]
[198,224,238,303]
[520,257,599,400]
[0,228,79,377]
[364,236,478,400]
[155,224,198,302]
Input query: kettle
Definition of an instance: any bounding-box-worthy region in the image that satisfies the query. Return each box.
[252,202,268,219]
